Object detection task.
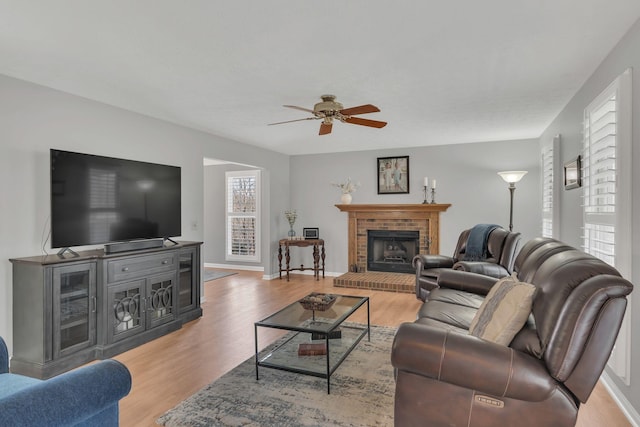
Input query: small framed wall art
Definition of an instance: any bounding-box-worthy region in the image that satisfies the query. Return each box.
[564,155,581,190]
[377,155,409,194]
[303,228,319,239]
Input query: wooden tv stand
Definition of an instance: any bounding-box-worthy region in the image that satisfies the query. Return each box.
[10,241,202,379]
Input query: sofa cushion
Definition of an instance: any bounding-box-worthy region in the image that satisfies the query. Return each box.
[510,322,544,358]
[469,276,535,345]
[414,317,469,334]
[428,288,485,309]
[418,300,478,330]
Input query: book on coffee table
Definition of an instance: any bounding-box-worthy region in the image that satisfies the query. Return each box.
[298,342,327,356]
[311,328,342,341]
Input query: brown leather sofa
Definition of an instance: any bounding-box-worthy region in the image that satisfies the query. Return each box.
[413,226,521,301]
[392,237,633,427]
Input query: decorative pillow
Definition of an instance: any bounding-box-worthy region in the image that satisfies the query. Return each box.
[468,275,536,345]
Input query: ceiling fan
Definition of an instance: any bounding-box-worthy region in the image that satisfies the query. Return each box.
[268,95,387,135]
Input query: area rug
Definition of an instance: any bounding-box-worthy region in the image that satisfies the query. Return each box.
[203,270,237,282]
[157,324,397,426]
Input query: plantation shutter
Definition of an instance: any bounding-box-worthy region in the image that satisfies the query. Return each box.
[582,69,632,384]
[541,144,554,238]
[582,91,617,265]
[225,170,261,262]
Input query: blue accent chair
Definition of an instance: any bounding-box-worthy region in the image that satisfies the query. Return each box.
[0,337,132,426]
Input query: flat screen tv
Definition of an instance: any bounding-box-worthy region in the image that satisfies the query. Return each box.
[50,149,181,249]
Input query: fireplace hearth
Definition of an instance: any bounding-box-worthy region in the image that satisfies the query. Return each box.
[367,230,419,274]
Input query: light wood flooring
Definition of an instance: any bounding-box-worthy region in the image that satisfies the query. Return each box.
[113,270,631,427]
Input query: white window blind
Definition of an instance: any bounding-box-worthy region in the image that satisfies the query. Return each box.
[582,89,618,263]
[225,170,261,262]
[541,144,554,238]
[89,168,119,243]
[582,69,632,384]
[89,168,117,209]
[582,91,617,264]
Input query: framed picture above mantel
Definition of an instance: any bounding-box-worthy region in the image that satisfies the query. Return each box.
[377,156,409,194]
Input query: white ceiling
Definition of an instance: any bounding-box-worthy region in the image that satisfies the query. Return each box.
[1,1,639,155]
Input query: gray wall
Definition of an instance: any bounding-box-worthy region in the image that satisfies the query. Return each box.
[201,139,541,275]
[0,74,290,354]
[538,17,640,420]
[288,139,541,273]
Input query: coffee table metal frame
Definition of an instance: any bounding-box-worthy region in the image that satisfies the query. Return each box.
[254,294,370,394]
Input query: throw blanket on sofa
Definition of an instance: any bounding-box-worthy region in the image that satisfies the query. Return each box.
[464,224,500,261]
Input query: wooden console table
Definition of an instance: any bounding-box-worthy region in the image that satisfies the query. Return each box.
[278,239,325,281]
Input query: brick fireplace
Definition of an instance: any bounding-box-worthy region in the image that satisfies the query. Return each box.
[334,204,450,292]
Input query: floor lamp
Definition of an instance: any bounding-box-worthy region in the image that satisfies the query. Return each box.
[497,171,528,231]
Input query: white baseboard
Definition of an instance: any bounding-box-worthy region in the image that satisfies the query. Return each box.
[262,270,344,281]
[600,371,640,426]
[204,262,264,272]
[204,263,344,281]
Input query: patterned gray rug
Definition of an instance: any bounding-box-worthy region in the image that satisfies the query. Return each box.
[157,324,397,426]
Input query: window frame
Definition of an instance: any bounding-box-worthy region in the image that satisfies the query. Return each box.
[225,169,261,263]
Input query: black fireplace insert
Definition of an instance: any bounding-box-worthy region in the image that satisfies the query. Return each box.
[367,230,420,274]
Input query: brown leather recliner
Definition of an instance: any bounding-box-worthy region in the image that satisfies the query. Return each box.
[413,225,521,301]
[392,237,633,427]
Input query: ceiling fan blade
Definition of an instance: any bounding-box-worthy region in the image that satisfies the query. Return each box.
[344,116,387,128]
[319,122,333,135]
[339,104,380,116]
[268,117,318,126]
[283,105,316,114]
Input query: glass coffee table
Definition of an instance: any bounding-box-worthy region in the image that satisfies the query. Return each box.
[254,293,370,394]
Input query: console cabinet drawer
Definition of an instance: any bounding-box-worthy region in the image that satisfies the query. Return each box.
[107,253,177,283]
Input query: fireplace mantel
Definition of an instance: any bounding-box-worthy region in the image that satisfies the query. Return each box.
[336,204,451,214]
[336,203,451,273]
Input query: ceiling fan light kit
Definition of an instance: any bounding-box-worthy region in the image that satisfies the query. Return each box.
[314,94,343,113]
[269,94,387,135]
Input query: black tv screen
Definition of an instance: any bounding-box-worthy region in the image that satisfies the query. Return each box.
[50,149,181,248]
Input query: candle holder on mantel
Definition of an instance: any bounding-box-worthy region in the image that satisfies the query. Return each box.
[430,188,436,204]
[422,185,429,204]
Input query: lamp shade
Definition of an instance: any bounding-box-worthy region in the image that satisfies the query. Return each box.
[498,171,528,183]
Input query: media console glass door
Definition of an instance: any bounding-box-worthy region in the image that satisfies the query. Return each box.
[52,262,97,358]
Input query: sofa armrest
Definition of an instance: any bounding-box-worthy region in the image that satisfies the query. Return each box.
[391,323,556,402]
[413,254,455,271]
[436,269,499,295]
[0,359,131,426]
[453,261,510,278]
[0,337,8,374]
